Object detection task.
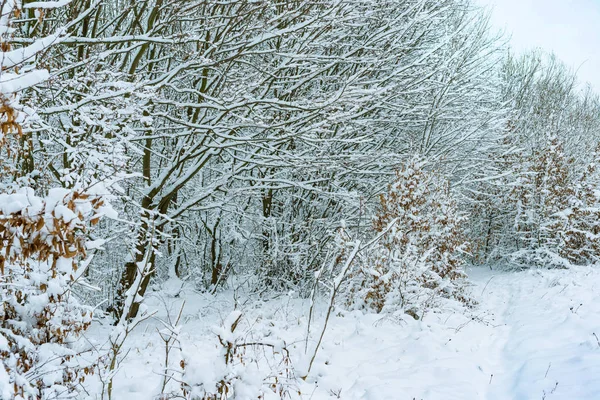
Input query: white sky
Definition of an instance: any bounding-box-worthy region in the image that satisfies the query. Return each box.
[477,0,600,91]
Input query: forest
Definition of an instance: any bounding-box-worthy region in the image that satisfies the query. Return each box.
[1,0,599,399]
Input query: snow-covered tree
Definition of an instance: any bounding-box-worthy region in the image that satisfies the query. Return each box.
[19,0,502,317]
[466,51,600,268]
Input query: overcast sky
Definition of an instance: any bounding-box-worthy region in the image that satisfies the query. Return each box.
[477,0,600,91]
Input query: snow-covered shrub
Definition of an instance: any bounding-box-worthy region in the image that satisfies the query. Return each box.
[509,136,575,268]
[346,159,470,317]
[505,136,600,268]
[483,133,600,269]
[0,1,119,397]
[556,145,600,265]
[0,188,113,399]
[179,311,300,400]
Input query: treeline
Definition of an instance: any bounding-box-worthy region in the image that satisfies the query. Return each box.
[14,0,501,314]
[9,0,600,314]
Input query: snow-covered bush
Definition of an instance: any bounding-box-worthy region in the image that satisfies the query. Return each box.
[178,311,300,400]
[0,188,114,399]
[0,1,118,398]
[509,136,574,268]
[556,145,600,265]
[478,133,600,269]
[346,159,471,317]
[505,136,600,268]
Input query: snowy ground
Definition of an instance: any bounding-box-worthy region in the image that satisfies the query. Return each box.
[88,266,600,399]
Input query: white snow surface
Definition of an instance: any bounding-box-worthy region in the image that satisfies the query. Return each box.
[87,266,600,399]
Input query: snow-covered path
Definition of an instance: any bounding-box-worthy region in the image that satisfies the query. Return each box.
[102,266,600,400]
[475,267,600,400]
[309,266,600,399]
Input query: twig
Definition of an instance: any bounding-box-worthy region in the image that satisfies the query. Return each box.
[480,275,495,297]
[302,240,361,380]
